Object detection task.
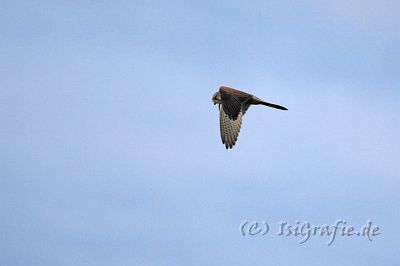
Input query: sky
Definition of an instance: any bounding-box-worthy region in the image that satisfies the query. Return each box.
[1,1,399,265]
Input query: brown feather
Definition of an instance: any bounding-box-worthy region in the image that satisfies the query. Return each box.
[214,85,287,149]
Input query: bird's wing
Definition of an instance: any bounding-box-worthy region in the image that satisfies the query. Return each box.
[220,107,243,149]
[219,86,252,120]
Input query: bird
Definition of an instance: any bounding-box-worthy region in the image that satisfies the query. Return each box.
[212,86,287,149]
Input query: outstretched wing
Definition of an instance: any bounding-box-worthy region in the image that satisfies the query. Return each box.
[220,107,243,149]
[219,86,252,120]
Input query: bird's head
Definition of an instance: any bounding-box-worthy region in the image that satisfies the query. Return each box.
[212,91,222,105]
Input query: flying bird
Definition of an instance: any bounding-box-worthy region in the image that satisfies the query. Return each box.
[212,86,287,149]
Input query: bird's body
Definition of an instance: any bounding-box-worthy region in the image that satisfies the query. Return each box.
[212,86,287,149]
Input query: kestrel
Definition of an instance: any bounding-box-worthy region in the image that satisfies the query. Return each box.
[212,86,287,149]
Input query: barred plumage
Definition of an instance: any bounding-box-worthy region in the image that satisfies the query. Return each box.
[212,86,287,149]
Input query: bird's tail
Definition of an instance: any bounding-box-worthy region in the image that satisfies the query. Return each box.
[252,97,288,110]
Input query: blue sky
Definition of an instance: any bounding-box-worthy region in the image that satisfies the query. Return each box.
[1,1,399,265]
